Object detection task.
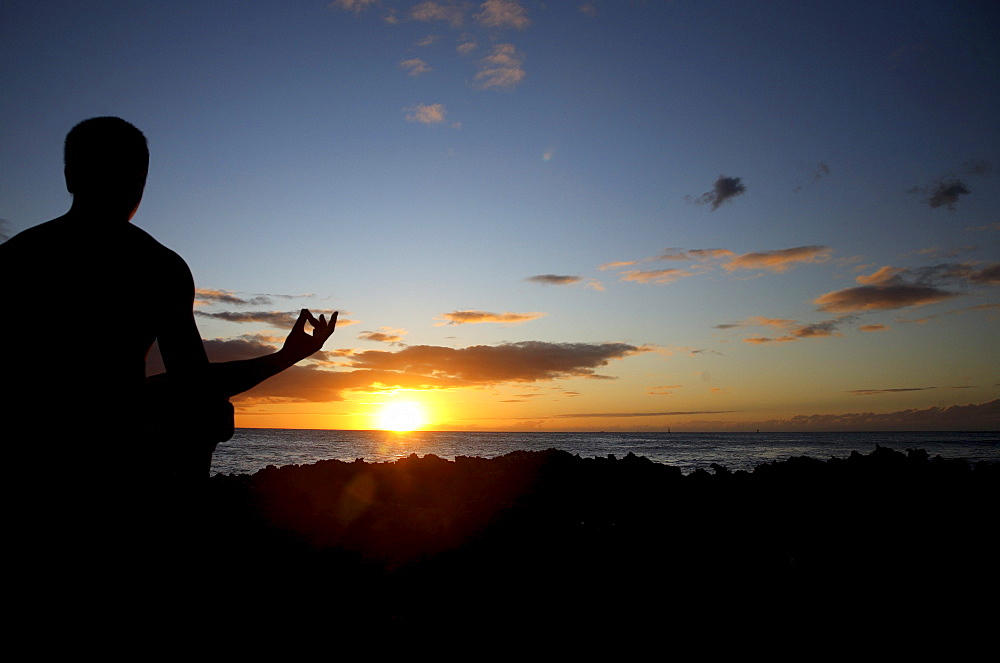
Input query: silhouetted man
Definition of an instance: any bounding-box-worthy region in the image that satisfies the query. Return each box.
[0,117,336,587]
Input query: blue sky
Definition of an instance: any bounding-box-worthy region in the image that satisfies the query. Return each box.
[2,1,998,430]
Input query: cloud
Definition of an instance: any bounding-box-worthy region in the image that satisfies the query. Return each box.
[926,179,971,210]
[579,3,598,17]
[658,248,734,261]
[405,103,448,123]
[859,324,890,332]
[814,265,959,313]
[648,385,683,395]
[743,336,797,344]
[754,399,999,431]
[348,341,648,385]
[435,310,545,325]
[896,303,1000,324]
[815,283,955,313]
[789,320,843,338]
[473,0,531,30]
[0,218,11,243]
[969,263,1000,284]
[416,35,439,47]
[410,1,466,27]
[724,314,850,343]
[527,274,581,286]
[551,410,738,419]
[689,175,747,210]
[213,339,651,404]
[195,309,342,329]
[723,245,832,273]
[457,41,477,55]
[599,260,637,271]
[961,159,994,177]
[195,288,272,307]
[474,43,525,89]
[848,387,937,395]
[329,0,379,13]
[400,58,432,76]
[618,268,692,285]
[814,162,831,180]
[358,327,407,344]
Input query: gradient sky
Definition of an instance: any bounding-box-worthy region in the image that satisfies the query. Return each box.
[2,1,998,431]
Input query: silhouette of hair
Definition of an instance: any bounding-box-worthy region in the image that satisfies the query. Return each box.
[64,117,149,194]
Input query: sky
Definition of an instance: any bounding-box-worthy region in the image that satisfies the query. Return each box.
[2,0,998,432]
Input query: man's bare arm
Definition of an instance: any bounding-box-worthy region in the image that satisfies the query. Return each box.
[206,309,337,398]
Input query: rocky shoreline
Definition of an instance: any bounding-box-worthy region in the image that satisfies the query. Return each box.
[198,445,996,624]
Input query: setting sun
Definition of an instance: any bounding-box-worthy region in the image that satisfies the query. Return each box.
[378,402,426,432]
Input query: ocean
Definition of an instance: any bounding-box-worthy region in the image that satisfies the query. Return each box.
[210,428,1000,476]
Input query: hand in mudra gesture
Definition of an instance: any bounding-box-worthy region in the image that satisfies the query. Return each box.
[281,309,338,362]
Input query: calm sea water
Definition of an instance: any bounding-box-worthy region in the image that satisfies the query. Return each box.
[210,429,1000,476]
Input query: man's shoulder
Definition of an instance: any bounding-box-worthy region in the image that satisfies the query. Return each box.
[124,224,186,263]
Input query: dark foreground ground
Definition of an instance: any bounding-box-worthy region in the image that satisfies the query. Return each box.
[191,445,996,628]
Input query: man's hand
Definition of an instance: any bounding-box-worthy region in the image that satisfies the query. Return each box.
[281,309,338,363]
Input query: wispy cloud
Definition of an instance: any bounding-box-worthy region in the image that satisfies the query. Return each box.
[579,3,598,18]
[723,314,851,344]
[358,327,407,344]
[859,324,890,332]
[410,1,466,27]
[657,248,734,261]
[753,399,999,431]
[618,268,693,285]
[896,303,1000,324]
[329,0,379,14]
[195,309,343,329]
[599,260,637,271]
[551,409,738,419]
[405,102,448,124]
[688,175,747,210]
[723,245,832,273]
[473,0,531,30]
[474,43,526,89]
[435,309,545,325]
[195,288,272,307]
[400,58,432,76]
[848,387,937,395]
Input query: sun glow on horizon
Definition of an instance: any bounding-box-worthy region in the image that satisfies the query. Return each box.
[378,401,427,432]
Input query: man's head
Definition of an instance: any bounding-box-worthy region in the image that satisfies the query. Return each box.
[64,117,149,220]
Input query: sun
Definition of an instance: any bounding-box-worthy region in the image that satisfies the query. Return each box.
[378,401,426,432]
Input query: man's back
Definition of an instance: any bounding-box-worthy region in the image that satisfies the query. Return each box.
[1,215,194,440]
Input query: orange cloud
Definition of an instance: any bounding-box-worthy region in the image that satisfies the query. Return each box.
[859,324,889,332]
[815,266,957,313]
[743,336,797,344]
[599,260,637,271]
[435,310,545,325]
[724,246,832,273]
[358,327,407,344]
[618,268,692,284]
